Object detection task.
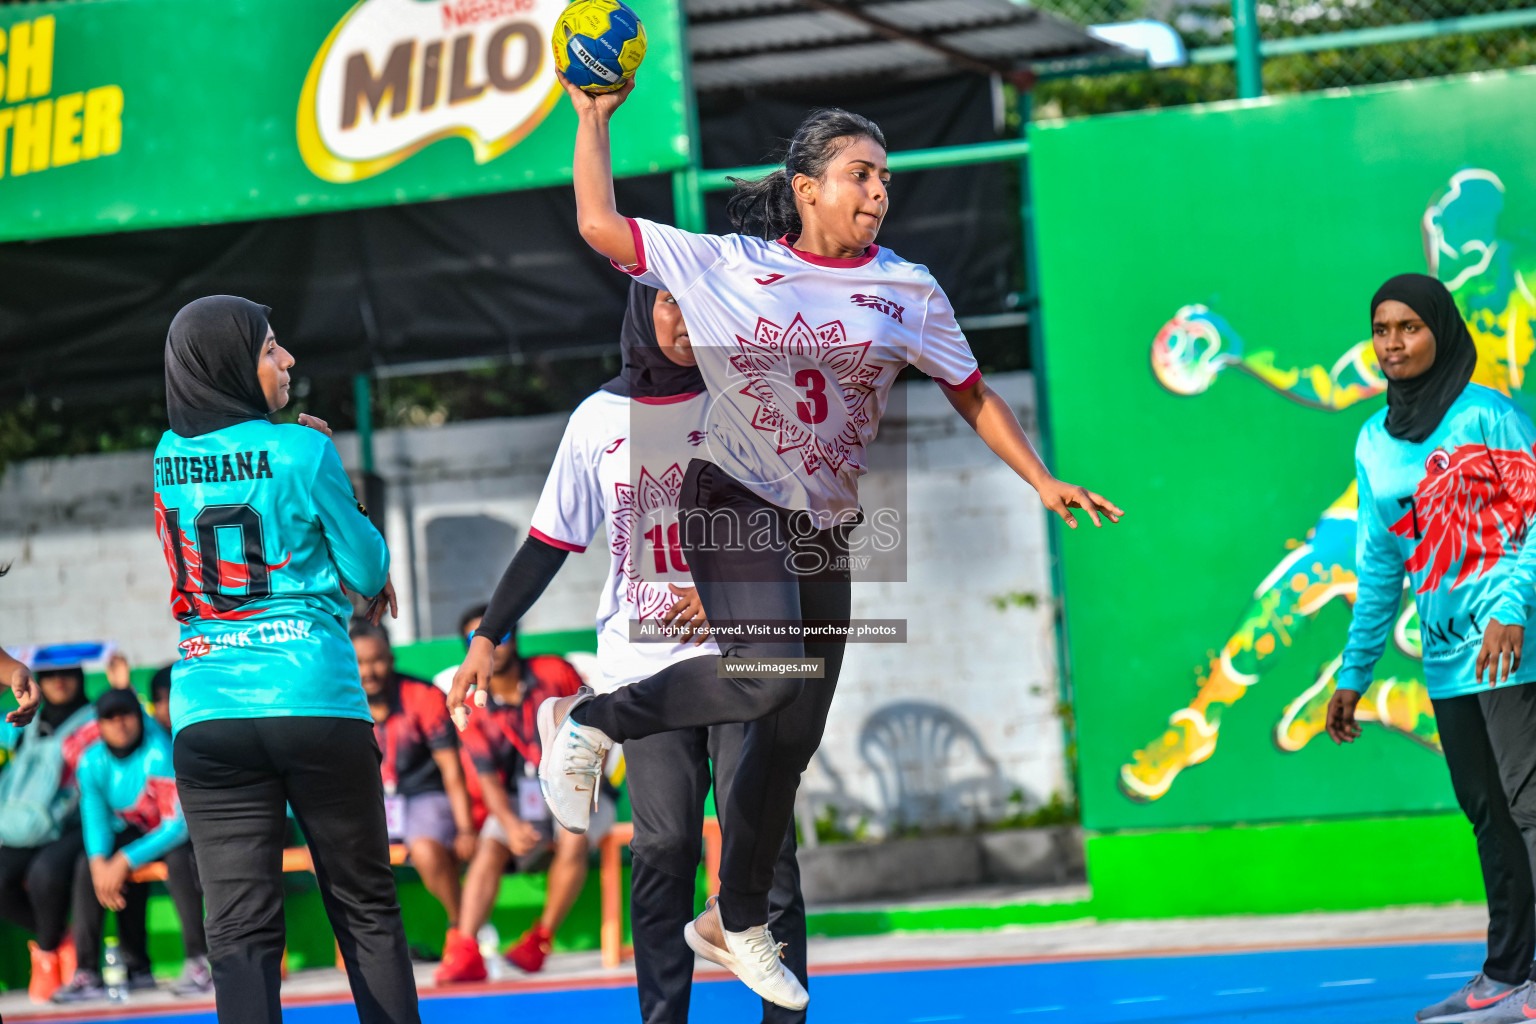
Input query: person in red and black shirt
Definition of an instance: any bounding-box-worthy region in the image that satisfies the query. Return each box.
[349,620,477,947]
[433,606,612,984]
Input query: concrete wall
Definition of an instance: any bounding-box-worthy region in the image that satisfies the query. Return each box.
[0,371,1065,833]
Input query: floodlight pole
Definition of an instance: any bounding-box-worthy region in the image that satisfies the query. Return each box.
[1233,0,1264,98]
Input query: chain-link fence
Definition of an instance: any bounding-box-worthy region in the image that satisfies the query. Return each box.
[1031,0,1536,118]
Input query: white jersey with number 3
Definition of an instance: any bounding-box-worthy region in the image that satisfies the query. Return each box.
[528,389,720,693]
[619,217,981,527]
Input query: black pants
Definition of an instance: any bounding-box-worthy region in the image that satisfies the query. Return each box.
[1435,686,1536,984]
[0,825,85,951]
[72,831,207,974]
[626,722,807,1024]
[174,717,420,1024]
[580,460,850,931]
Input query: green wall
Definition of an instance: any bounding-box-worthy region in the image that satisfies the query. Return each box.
[1032,68,1536,833]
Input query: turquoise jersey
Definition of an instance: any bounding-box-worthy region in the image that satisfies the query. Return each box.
[152,419,388,733]
[1342,383,1536,699]
[77,720,187,869]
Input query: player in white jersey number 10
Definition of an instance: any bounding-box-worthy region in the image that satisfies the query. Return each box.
[460,74,1122,1011]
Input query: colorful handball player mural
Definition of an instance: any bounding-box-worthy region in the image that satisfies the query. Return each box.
[1121,168,1536,802]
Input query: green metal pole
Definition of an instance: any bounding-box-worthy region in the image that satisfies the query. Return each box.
[696,137,1033,193]
[670,1,706,233]
[353,371,375,474]
[1232,0,1263,98]
[1191,5,1536,63]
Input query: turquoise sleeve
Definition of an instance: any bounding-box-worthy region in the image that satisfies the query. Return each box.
[1338,462,1407,691]
[0,721,20,752]
[120,805,188,869]
[310,440,390,599]
[1486,410,1536,627]
[78,757,117,861]
[120,747,189,868]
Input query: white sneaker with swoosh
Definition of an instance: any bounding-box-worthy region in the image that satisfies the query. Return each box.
[536,687,610,834]
[684,896,808,1010]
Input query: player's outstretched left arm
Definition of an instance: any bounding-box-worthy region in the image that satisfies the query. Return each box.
[942,379,1122,530]
[447,536,572,730]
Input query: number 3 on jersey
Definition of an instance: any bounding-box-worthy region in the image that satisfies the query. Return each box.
[795,368,829,425]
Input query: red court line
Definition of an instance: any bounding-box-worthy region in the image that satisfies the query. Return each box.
[9,929,1487,1024]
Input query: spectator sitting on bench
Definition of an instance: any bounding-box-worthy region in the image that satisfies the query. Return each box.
[434,607,613,983]
[350,619,478,955]
[53,688,212,1002]
[0,659,101,1003]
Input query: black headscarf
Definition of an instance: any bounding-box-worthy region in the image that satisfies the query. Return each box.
[37,668,88,732]
[601,283,705,399]
[1372,273,1478,444]
[96,689,147,759]
[165,295,274,438]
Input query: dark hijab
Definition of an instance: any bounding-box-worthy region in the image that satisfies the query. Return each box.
[37,668,88,732]
[1372,273,1478,444]
[601,283,705,399]
[96,689,147,759]
[165,295,274,438]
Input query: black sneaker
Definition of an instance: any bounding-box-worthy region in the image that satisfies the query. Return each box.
[128,968,158,992]
[51,970,106,1004]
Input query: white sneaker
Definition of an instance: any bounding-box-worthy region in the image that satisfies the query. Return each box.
[684,896,808,1010]
[536,687,610,834]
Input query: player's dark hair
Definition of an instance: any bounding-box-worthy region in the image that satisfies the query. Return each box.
[459,604,490,638]
[727,108,887,241]
[348,617,391,646]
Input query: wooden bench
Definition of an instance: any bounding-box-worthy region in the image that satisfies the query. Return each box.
[597,818,721,969]
[128,823,723,974]
[131,845,409,972]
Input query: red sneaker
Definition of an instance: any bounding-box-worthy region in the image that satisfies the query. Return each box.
[433,929,487,985]
[28,941,62,1004]
[57,935,77,985]
[505,924,551,974]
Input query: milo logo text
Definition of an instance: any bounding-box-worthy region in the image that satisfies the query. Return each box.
[298,0,565,184]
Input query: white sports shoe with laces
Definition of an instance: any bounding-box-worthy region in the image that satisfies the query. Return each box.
[684,896,809,1010]
[536,686,611,834]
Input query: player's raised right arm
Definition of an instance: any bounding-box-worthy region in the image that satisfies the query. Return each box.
[561,73,638,269]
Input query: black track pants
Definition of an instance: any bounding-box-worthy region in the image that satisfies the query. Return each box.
[0,825,84,951]
[625,721,807,1024]
[174,716,420,1024]
[577,460,850,931]
[1435,684,1536,984]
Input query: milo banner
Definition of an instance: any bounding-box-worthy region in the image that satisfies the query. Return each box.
[0,0,687,243]
[1031,69,1536,832]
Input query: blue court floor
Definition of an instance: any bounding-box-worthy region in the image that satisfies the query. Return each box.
[27,938,1487,1024]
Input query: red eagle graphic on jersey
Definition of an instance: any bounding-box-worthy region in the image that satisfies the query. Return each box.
[120,777,180,834]
[611,464,689,621]
[154,495,289,623]
[60,721,100,789]
[730,314,881,477]
[1391,443,1536,593]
